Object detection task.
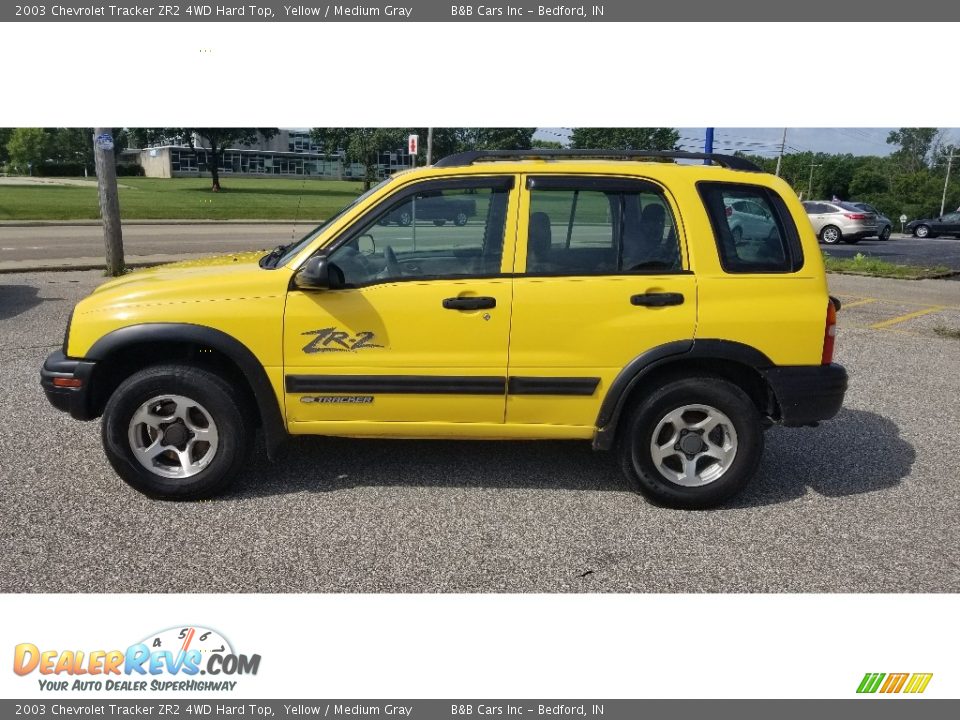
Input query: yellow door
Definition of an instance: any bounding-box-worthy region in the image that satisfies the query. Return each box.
[506,174,698,428]
[284,176,519,431]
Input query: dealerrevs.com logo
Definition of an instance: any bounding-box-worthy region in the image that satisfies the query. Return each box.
[13,626,261,692]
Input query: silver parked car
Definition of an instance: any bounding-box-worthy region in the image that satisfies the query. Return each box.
[801,201,878,245]
[850,202,892,241]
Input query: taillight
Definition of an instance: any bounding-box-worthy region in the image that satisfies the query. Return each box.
[843,213,868,220]
[725,206,733,217]
[822,301,837,364]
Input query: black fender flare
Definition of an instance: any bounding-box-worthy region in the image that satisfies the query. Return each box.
[86,323,286,458]
[593,339,775,450]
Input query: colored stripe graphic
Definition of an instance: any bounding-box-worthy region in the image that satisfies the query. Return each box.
[857,672,933,694]
[880,673,909,693]
[857,673,885,693]
[903,673,933,694]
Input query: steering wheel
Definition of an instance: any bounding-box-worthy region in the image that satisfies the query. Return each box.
[383,244,402,277]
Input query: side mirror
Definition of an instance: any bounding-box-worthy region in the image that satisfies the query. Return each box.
[295,256,334,290]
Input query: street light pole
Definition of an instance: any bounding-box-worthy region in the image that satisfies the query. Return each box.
[940,151,957,217]
[93,128,125,277]
[775,128,787,177]
[807,162,822,200]
[426,127,434,166]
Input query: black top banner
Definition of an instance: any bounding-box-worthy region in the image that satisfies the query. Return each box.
[5,0,958,21]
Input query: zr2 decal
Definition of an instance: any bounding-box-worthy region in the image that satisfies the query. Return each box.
[302,327,383,354]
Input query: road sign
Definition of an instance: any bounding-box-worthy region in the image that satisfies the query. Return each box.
[899,214,908,223]
[408,134,418,155]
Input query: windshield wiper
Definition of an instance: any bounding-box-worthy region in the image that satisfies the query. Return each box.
[259,244,288,269]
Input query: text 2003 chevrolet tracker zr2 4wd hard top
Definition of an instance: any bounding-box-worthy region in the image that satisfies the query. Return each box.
[42,150,847,508]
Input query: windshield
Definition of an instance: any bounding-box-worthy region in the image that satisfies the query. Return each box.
[264,177,394,268]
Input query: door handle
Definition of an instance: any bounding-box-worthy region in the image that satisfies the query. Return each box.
[631,292,684,307]
[442,296,497,310]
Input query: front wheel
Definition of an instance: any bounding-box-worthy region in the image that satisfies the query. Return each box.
[819,225,842,244]
[879,226,891,241]
[101,364,252,500]
[454,211,469,226]
[914,224,930,238]
[618,377,763,509]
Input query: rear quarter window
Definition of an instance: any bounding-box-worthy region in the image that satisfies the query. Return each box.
[698,182,804,273]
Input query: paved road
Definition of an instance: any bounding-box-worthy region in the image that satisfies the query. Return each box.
[0,223,310,261]
[822,234,960,271]
[0,271,958,592]
[2,225,960,271]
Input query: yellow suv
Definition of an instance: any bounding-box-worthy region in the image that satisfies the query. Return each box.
[41,150,847,508]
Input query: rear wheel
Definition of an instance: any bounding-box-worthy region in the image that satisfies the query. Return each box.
[819,225,842,244]
[454,211,469,226]
[618,377,763,509]
[879,226,891,241]
[101,364,252,500]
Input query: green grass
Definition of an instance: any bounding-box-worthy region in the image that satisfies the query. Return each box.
[0,177,365,221]
[823,251,954,280]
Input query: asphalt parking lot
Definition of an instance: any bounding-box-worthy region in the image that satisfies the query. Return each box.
[1,270,959,593]
[823,233,960,273]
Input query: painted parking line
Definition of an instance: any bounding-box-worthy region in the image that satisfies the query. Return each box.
[841,298,877,309]
[869,306,945,330]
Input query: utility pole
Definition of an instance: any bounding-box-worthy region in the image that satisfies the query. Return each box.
[775,128,787,177]
[940,150,957,217]
[93,128,125,276]
[426,127,434,165]
[704,127,714,164]
[807,162,823,200]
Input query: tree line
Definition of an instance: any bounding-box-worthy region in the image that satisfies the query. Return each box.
[744,128,958,220]
[3,127,956,218]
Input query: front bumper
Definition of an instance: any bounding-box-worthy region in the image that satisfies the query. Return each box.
[763,363,848,427]
[40,350,98,420]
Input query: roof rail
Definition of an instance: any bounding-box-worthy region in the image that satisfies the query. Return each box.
[433,148,761,172]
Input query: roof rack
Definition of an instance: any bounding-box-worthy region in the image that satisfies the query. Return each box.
[433,149,761,172]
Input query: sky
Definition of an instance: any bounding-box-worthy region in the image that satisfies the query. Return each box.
[533,128,960,157]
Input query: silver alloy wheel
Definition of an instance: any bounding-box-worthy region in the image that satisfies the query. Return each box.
[915,225,929,238]
[647,404,738,487]
[127,394,219,479]
[822,226,840,244]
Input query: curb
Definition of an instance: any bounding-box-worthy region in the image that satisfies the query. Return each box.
[0,255,216,274]
[0,219,324,227]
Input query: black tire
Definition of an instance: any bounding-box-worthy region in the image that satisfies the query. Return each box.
[819,225,842,245]
[397,211,412,227]
[914,224,930,239]
[879,225,891,241]
[617,377,764,509]
[101,364,252,500]
[454,211,468,226]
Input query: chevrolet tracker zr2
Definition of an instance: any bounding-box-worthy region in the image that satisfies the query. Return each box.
[42,149,848,508]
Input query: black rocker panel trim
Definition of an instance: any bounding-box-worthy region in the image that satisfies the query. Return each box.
[286,375,506,395]
[286,375,601,396]
[507,377,600,396]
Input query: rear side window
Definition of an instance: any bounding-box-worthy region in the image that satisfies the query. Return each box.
[525,178,682,275]
[698,182,804,273]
